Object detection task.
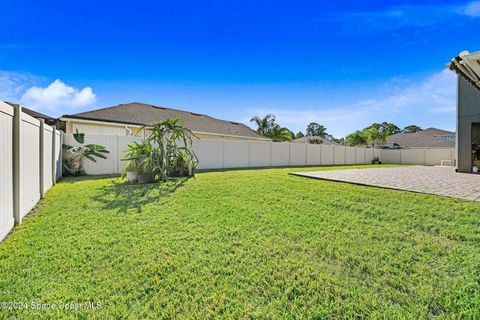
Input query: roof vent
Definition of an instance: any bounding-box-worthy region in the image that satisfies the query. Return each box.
[190,112,202,116]
[153,105,166,110]
[230,121,239,125]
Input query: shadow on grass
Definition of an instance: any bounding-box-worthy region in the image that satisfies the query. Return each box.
[92,177,190,213]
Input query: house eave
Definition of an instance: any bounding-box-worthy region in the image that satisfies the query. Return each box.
[448,51,480,92]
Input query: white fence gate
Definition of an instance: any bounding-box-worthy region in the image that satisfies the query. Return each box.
[0,102,62,242]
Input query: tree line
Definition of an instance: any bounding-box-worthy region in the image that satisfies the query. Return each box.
[345,123,422,147]
[250,114,342,143]
[250,114,423,146]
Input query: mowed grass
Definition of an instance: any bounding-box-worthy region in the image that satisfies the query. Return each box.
[0,165,479,319]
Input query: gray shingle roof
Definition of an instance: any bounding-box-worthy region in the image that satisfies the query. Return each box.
[388,128,455,148]
[63,102,266,139]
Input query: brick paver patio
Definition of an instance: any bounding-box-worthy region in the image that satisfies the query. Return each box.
[291,166,480,201]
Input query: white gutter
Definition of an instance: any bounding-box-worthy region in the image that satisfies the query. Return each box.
[60,117,271,141]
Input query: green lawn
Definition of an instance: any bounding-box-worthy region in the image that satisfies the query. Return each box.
[0,165,479,319]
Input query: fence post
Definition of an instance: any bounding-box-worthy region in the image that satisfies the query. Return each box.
[222,140,225,169]
[115,135,120,174]
[305,143,308,165]
[60,131,63,179]
[52,127,56,185]
[269,141,273,167]
[288,143,291,166]
[39,120,45,198]
[12,105,21,224]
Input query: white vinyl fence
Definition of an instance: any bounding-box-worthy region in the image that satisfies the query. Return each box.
[0,102,62,242]
[63,134,456,175]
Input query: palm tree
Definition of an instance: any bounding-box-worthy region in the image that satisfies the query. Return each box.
[250,114,276,136]
[267,126,292,142]
[364,127,388,147]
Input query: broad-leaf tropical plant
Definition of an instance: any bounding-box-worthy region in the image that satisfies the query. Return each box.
[63,129,109,175]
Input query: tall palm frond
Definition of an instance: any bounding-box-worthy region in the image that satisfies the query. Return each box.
[250,114,276,136]
[267,126,292,142]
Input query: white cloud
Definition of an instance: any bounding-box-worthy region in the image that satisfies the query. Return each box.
[20,79,96,113]
[0,70,41,102]
[245,70,457,137]
[462,1,480,17]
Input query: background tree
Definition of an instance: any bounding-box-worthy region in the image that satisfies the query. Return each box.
[345,131,367,147]
[250,114,276,136]
[266,126,293,142]
[364,126,388,147]
[306,122,328,137]
[366,122,401,136]
[285,128,296,141]
[295,131,305,139]
[403,125,423,133]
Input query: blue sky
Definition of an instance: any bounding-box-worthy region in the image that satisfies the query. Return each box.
[1,0,479,137]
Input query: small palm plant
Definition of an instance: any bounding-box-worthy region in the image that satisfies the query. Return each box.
[121,140,153,183]
[63,130,109,176]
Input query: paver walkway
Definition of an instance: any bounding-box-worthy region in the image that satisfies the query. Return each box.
[290,166,480,201]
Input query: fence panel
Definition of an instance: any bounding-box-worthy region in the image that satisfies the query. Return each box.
[306,144,321,165]
[224,140,249,168]
[381,149,401,164]
[19,112,41,221]
[54,131,62,181]
[271,143,290,166]
[320,145,334,165]
[333,146,346,165]
[193,139,224,170]
[345,147,356,165]
[401,149,425,165]
[290,143,306,166]
[365,148,374,164]
[0,103,14,241]
[425,148,454,166]
[249,141,271,167]
[355,148,366,164]
[42,125,54,192]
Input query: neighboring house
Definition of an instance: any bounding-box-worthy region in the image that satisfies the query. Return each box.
[292,136,341,145]
[386,128,455,149]
[5,102,57,125]
[449,50,480,173]
[60,102,269,141]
